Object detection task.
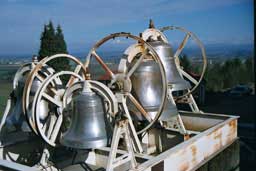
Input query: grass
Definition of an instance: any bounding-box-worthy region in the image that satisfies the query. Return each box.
[0,81,12,116]
[0,64,19,81]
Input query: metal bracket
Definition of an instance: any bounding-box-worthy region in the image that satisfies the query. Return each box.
[114,93,143,153]
[106,119,137,171]
[162,114,187,135]
[175,92,201,113]
[0,97,11,132]
[188,93,200,113]
[38,147,51,167]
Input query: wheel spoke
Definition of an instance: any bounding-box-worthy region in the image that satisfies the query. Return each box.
[107,77,117,88]
[49,115,63,143]
[46,115,57,139]
[42,121,47,133]
[42,92,62,107]
[36,73,56,88]
[66,65,82,87]
[121,96,143,153]
[46,81,59,94]
[92,50,114,79]
[174,33,190,58]
[48,87,58,95]
[127,93,152,122]
[36,74,45,82]
[179,69,198,85]
[126,52,145,78]
[41,114,61,144]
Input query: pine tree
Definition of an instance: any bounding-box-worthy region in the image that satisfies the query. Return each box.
[38,24,49,60]
[180,54,191,71]
[55,25,68,54]
[245,58,254,82]
[38,21,70,71]
[47,21,56,55]
[50,24,70,71]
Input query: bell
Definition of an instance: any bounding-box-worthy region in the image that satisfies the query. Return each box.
[5,98,30,132]
[148,40,191,91]
[60,81,108,149]
[1,56,52,133]
[3,76,30,132]
[29,77,50,120]
[20,75,49,123]
[129,59,178,121]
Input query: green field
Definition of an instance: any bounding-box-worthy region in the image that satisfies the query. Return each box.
[0,64,19,81]
[0,64,19,116]
[0,81,12,116]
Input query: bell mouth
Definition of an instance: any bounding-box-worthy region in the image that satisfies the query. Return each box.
[60,136,108,149]
[129,99,179,122]
[170,81,191,92]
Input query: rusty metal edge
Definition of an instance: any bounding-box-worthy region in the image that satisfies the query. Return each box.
[190,137,239,171]
[179,110,240,119]
[136,113,238,170]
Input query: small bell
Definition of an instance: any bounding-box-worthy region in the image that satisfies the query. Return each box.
[60,81,108,149]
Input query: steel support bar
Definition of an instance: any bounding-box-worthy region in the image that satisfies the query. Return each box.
[0,159,40,171]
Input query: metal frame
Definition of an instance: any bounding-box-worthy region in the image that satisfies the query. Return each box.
[85,32,168,135]
[0,25,238,171]
[159,26,207,113]
[0,111,238,171]
[142,25,207,113]
[94,111,238,171]
[136,112,238,171]
[22,54,87,134]
[33,71,84,147]
[106,119,137,171]
[0,97,11,133]
[159,26,207,98]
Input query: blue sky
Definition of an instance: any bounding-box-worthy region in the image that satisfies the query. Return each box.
[0,0,253,56]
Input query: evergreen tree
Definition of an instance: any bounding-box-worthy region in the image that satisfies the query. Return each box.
[204,57,254,92]
[55,25,68,54]
[50,24,70,71]
[38,24,49,60]
[38,21,70,71]
[245,57,254,82]
[180,54,191,71]
[47,21,56,55]
[205,63,224,91]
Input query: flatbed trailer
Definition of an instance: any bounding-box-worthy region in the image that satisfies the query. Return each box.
[0,111,239,171]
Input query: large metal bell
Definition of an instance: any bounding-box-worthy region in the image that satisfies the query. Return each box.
[129,59,179,121]
[29,77,50,120]
[5,98,30,132]
[5,75,45,131]
[148,40,191,91]
[60,81,108,149]
[3,76,30,132]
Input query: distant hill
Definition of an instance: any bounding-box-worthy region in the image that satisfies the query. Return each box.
[0,43,253,62]
[180,43,253,59]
